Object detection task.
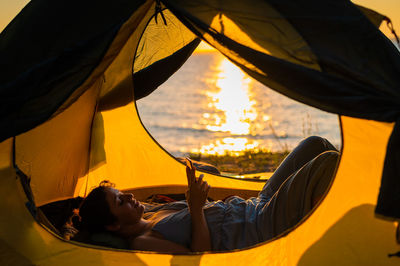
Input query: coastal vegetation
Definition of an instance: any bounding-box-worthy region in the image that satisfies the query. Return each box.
[189,149,289,175]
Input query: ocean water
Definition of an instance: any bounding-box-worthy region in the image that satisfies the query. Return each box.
[136,52,341,157]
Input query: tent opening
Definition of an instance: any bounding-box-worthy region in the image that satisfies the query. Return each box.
[136,41,342,179]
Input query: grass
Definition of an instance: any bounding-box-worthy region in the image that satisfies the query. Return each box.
[188,149,289,175]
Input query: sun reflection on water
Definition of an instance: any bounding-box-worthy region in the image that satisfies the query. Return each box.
[195,137,260,156]
[193,57,263,155]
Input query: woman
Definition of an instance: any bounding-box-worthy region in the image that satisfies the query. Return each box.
[76,136,339,252]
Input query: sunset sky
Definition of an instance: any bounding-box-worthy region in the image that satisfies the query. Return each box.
[0,0,399,43]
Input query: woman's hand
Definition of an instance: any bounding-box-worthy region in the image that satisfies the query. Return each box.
[185,158,212,251]
[185,159,210,213]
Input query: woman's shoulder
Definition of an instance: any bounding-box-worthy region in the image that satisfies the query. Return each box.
[130,231,190,252]
[130,233,155,250]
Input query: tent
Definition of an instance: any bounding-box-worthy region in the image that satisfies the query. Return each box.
[1,0,400,264]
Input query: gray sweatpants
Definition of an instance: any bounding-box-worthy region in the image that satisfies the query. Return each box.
[257,136,340,240]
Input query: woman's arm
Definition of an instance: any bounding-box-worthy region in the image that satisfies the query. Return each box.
[186,159,212,252]
[189,206,211,252]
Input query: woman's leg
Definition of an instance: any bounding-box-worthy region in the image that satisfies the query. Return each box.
[257,150,340,241]
[259,136,338,200]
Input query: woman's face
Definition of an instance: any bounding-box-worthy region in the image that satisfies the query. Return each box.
[104,187,144,227]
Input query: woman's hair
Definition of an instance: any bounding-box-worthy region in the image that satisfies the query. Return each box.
[78,180,117,233]
[62,180,118,240]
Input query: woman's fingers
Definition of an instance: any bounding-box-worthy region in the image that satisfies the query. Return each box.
[206,184,210,193]
[197,174,204,184]
[190,167,196,184]
[186,166,192,185]
[201,180,209,191]
[185,159,211,198]
[205,183,210,195]
[185,158,196,186]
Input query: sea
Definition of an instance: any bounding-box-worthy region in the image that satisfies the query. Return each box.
[136,51,341,157]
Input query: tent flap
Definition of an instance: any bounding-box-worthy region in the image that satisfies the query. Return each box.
[376,119,400,219]
[133,38,201,100]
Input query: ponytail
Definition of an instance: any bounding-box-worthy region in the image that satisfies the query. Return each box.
[62,209,80,240]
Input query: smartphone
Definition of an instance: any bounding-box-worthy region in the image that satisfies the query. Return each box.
[186,157,193,170]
